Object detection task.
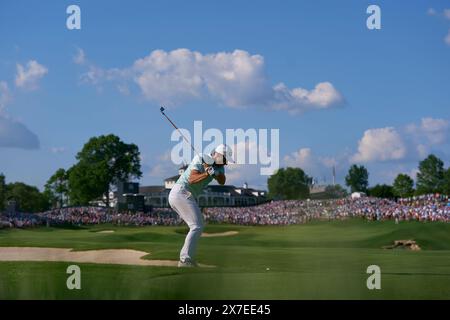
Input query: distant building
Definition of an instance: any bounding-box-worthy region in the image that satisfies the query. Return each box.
[89,182,146,212]
[115,182,145,211]
[197,184,267,207]
[139,185,168,208]
[164,165,187,189]
[310,185,327,194]
[139,165,267,208]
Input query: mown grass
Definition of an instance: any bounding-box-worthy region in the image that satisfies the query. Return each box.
[0,219,449,299]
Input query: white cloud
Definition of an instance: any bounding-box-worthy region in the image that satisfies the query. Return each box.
[282,118,448,186]
[15,60,48,90]
[444,9,450,20]
[0,114,40,149]
[284,148,323,181]
[73,48,86,65]
[146,150,179,181]
[428,8,450,19]
[445,29,450,46]
[284,148,315,168]
[320,156,338,168]
[157,150,173,162]
[418,117,449,144]
[50,147,66,154]
[272,81,343,114]
[148,163,174,178]
[79,48,344,114]
[427,9,450,45]
[117,84,130,95]
[0,81,11,113]
[351,127,406,162]
[225,164,267,190]
[416,144,429,158]
[131,49,269,107]
[283,147,343,184]
[0,72,41,150]
[81,65,106,85]
[406,117,449,145]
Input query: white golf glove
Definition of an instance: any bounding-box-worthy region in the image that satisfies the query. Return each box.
[206,166,217,176]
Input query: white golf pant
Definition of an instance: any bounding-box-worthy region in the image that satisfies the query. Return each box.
[168,184,204,263]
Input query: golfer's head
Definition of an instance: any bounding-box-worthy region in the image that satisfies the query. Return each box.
[211,144,232,166]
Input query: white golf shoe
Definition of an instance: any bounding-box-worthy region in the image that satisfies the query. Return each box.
[178,259,198,268]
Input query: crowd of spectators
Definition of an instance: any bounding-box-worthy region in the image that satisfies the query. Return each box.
[203,200,331,225]
[205,194,449,224]
[0,212,41,228]
[0,193,448,229]
[0,207,182,228]
[330,194,449,222]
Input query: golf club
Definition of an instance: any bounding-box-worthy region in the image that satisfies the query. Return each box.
[160,106,210,165]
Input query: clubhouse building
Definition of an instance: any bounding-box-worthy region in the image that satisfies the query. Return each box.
[140,165,267,208]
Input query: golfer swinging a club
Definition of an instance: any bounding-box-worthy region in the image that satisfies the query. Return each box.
[169,144,232,267]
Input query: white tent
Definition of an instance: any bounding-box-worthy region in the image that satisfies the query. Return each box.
[351,192,366,199]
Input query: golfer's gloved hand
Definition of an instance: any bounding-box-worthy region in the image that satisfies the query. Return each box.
[206,166,217,176]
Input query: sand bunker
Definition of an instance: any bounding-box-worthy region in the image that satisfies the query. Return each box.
[383,240,421,251]
[201,231,238,238]
[96,230,115,234]
[0,247,213,267]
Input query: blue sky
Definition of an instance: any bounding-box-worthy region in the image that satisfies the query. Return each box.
[0,0,449,191]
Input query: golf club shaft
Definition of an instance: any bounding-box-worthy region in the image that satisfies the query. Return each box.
[160,106,204,162]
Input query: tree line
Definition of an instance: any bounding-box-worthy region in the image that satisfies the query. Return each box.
[268,154,450,200]
[1,135,449,213]
[1,134,142,213]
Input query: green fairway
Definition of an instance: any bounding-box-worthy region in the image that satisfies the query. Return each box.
[0,219,449,299]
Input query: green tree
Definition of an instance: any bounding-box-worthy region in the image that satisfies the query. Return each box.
[393,174,414,198]
[68,134,142,206]
[368,184,395,199]
[68,162,106,205]
[443,167,450,195]
[268,167,311,200]
[45,168,69,208]
[416,154,445,195]
[0,173,5,211]
[345,165,369,193]
[324,184,348,199]
[5,182,50,213]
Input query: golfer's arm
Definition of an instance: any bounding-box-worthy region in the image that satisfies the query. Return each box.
[215,174,226,185]
[188,170,210,184]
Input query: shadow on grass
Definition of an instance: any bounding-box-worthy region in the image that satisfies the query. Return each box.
[50,224,87,230]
